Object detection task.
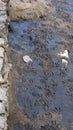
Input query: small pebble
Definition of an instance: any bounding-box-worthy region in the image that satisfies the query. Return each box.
[0,15,7,23]
[0,88,7,102]
[0,47,4,58]
[0,38,5,46]
[0,58,3,72]
[0,116,7,129]
[0,74,4,83]
[0,102,5,114]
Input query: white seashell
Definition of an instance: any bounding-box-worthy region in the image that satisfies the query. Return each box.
[23,55,32,63]
[58,50,69,59]
[62,59,68,67]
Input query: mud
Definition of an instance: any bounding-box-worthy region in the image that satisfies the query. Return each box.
[7,0,73,130]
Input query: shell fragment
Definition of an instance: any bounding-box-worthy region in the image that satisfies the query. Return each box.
[23,55,32,63]
[58,50,69,60]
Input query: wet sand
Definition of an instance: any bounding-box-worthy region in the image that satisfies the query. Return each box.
[7,0,73,130]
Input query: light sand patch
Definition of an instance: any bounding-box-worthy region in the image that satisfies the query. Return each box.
[8,0,48,20]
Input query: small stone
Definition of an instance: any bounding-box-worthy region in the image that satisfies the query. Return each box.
[0,23,5,31]
[23,55,32,63]
[0,58,3,71]
[0,116,7,129]
[0,15,7,23]
[0,10,6,14]
[0,102,5,114]
[0,47,4,58]
[0,0,6,11]
[0,88,7,102]
[58,50,69,60]
[0,38,5,46]
[0,74,4,84]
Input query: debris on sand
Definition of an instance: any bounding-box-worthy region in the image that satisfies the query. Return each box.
[23,55,32,63]
[58,50,69,60]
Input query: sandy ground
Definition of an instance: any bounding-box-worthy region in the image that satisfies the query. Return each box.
[7,0,73,130]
